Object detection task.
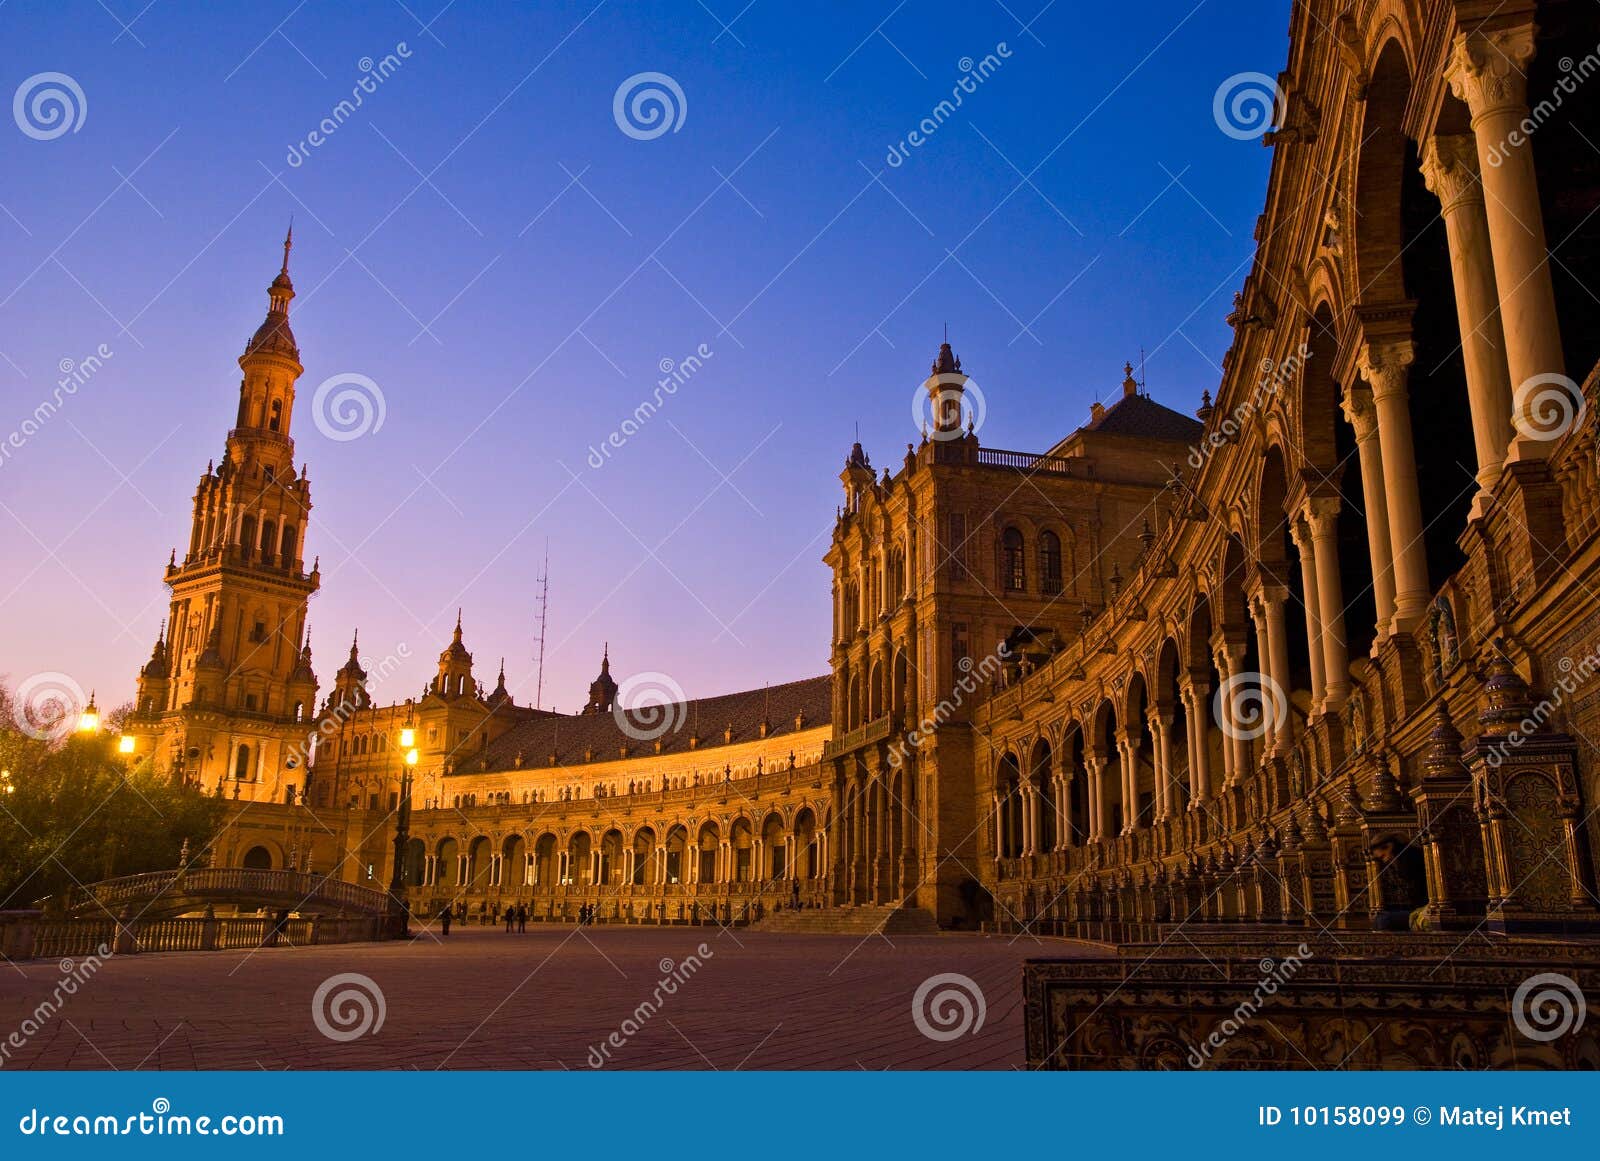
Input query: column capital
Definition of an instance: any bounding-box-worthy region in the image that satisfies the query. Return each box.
[1419,134,1483,209]
[1446,24,1537,122]
[1339,381,1379,440]
[1357,339,1415,402]
[1303,494,1342,536]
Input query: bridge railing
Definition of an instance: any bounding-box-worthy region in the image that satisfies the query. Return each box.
[53,868,394,917]
[7,910,388,961]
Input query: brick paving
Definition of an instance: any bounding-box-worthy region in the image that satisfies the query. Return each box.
[0,927,1101,1070]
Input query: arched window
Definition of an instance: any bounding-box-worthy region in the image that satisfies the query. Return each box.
[1040,531,1063,595]
[268,399,282,431]
[1001,527,1025,592]
[234,743,252,781]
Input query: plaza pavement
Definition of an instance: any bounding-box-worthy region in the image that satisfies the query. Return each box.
[0,926,1102,1070]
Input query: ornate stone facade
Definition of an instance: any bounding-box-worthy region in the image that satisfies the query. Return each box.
[129,0,1600,939]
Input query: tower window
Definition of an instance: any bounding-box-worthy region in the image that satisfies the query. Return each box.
[269,400,282,431]
[234,743,252,780]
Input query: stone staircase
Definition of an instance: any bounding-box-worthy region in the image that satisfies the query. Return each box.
[750,904,940,935]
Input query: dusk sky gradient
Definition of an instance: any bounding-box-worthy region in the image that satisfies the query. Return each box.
[0,0,1284,716]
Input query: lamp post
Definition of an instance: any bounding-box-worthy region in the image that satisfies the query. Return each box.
[388,737,418,938]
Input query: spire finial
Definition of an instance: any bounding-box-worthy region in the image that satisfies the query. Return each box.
[282,218,293,276]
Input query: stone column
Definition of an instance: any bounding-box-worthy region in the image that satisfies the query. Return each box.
[1340,383,1397,639]
[1359,341,1431,633]
[1215,641,1251,785]
[992,793,1004,859]
[1150,711,1174,820]
[1446,25,1566,462]
[1254,587,1293,753]
[1287,518,1326,709]
[1419,132,1516,506]
[1086,753,1108,840]
[1117,731,1138,833]
[1190,678,1209,805]
[1305,496,1350,708]
[1022,782,1039,856]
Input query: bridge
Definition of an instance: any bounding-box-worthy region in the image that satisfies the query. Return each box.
[47,868,396,921]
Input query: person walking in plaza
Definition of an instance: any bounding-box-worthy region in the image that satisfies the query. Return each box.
[516,903,527,933]
[504,904,515,932]
[439,904,452,937]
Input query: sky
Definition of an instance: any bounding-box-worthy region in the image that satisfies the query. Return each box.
[0,0,1285,716]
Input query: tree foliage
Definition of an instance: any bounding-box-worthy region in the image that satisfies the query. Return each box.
[0,690,227,910]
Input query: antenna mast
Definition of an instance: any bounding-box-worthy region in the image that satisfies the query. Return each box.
[533,541,550,711]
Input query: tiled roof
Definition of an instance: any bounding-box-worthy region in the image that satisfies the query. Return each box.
[473,674,832,775]
[1082,392,1203,442]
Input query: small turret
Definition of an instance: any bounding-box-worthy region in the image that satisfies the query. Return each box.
[582,644,618,714]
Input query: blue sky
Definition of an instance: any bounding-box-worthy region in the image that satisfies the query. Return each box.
[0,0,1285,712]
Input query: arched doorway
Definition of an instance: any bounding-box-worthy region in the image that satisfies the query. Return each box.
[242,845,272,870]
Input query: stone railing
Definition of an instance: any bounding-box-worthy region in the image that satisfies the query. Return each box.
[53,867,394,917]
[823,714,893,758]
[1,908,387,962]
[975,447,1077,475]
[1024,936,1600,1069]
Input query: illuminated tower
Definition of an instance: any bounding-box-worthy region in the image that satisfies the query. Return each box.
[127,231,321,802]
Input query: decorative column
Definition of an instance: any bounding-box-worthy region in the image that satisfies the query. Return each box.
[1446,26,1565,461]
[1288,518,1326,709]
[1254,586,1293,753]
[1359,340,1431,633]
[1150,710,1174,820]
[1419,133,1515,507]
[1085,752,1108,841]
[992,793,1005,859]
[1304,496,1350,709]
[1022,781,1038,856]
[1215,641,1250,786]
[1340,383,1397,638]
[1116,731,1138,833]
[1180,675,1213,804]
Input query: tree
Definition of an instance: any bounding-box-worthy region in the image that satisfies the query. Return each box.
[0,688,227,910]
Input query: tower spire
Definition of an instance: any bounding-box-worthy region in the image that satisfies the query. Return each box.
[281,219,293,277]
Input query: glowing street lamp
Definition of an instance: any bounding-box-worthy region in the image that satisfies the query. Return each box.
[76,692,100,735]
[1,769,13,795]
[118,734,136,755]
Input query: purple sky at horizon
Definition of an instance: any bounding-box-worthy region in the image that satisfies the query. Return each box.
[1,1,1284,715]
